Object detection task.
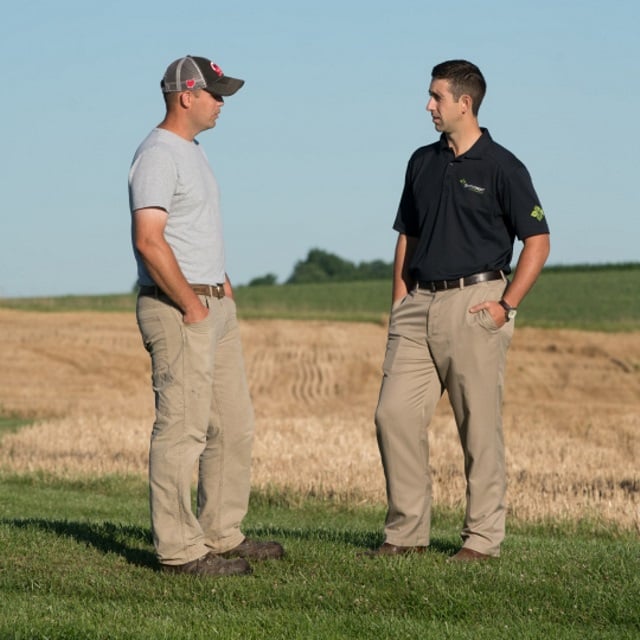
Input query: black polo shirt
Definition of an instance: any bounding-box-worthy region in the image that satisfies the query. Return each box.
[393,129,549,281]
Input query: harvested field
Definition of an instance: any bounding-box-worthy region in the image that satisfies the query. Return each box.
[0,308,638,530]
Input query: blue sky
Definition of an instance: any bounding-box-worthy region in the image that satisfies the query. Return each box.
[1,0,638,297]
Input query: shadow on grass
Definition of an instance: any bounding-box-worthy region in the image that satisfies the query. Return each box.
[245,523,459,558]
[4,517,157,569]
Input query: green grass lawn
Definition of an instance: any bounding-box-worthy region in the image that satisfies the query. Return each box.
[1,264,638,331]
[0,474,638,639]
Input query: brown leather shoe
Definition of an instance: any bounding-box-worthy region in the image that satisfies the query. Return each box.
[448,547,493,562]
[161,552,252,576]
[220,538,285,561]
[363,542,428,557]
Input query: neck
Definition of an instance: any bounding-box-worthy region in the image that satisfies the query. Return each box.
[157,114,197,141]
[446,123,482,157]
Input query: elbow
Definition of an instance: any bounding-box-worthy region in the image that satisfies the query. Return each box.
[133,234,148,256]
[134,234,157,262]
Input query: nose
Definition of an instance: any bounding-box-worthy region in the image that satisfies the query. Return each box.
[426,97,436,112]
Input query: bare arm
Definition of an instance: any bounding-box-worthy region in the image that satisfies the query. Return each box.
[133,207,208,323]
[470,233,550,325]
[501,233,551,307]
[392,233,418,304]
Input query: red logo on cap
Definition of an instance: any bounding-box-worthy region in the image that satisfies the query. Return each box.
[210,63,224,77]
[186,79,196,89]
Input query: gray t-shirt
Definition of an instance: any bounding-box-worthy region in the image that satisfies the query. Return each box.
[128,128,226,286]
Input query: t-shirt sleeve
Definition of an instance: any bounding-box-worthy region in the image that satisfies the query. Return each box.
[500,165,550,240]
[128,145,177,214]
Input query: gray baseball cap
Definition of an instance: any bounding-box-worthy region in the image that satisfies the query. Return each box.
[161,55,244,96]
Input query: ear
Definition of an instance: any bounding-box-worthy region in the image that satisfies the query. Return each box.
[460,94,473,115]
[179,91,192,109]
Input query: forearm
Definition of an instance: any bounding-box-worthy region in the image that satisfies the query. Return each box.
[138,238,204,317]
[503,233,551,307]
[392,234,417,303]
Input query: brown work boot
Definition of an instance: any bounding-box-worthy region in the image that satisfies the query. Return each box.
[220,537,285,561]
[161,552,252,577]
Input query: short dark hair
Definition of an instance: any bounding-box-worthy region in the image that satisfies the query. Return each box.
[431,60,486,115]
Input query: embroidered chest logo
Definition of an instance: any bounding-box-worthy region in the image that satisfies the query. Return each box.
[459,178,486,195]
[530,205,545,221]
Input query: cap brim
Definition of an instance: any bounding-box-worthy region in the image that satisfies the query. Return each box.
[207,76,244,96]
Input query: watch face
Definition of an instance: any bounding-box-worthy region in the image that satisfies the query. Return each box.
[507,309,517,320]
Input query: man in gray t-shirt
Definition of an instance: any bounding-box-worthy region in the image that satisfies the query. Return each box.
[130,128,226,288]
[129,55,283,577]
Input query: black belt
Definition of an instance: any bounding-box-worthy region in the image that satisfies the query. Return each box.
[417,270,504,292]
[139,283,225,299]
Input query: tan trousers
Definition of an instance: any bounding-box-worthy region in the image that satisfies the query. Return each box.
[136,294,254,565]
[374,279,514,556]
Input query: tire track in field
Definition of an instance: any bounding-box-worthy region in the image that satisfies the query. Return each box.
[247,342,348,408]
[242,321,384,413]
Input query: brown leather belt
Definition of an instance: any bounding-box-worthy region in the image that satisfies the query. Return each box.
[417,270,504,292]
[139,283,225,299]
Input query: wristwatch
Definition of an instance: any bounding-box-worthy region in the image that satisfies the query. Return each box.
[498,299,518,322]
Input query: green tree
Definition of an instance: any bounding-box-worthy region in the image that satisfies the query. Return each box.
[287,249,357,284]
[248,273,278,287]
[356,259,392,280]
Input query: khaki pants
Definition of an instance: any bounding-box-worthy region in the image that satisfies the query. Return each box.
[136,294,254,565]
[374,279,514,556]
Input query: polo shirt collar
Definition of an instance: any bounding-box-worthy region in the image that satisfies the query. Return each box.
[464,128,492,158]
[438,128,492,158]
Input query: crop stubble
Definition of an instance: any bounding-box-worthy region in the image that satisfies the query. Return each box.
[0,309,638,530]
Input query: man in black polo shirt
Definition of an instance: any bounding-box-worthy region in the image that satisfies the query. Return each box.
[369,60,550,561]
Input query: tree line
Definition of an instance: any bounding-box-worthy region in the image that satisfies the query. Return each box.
[246,251,640,287]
